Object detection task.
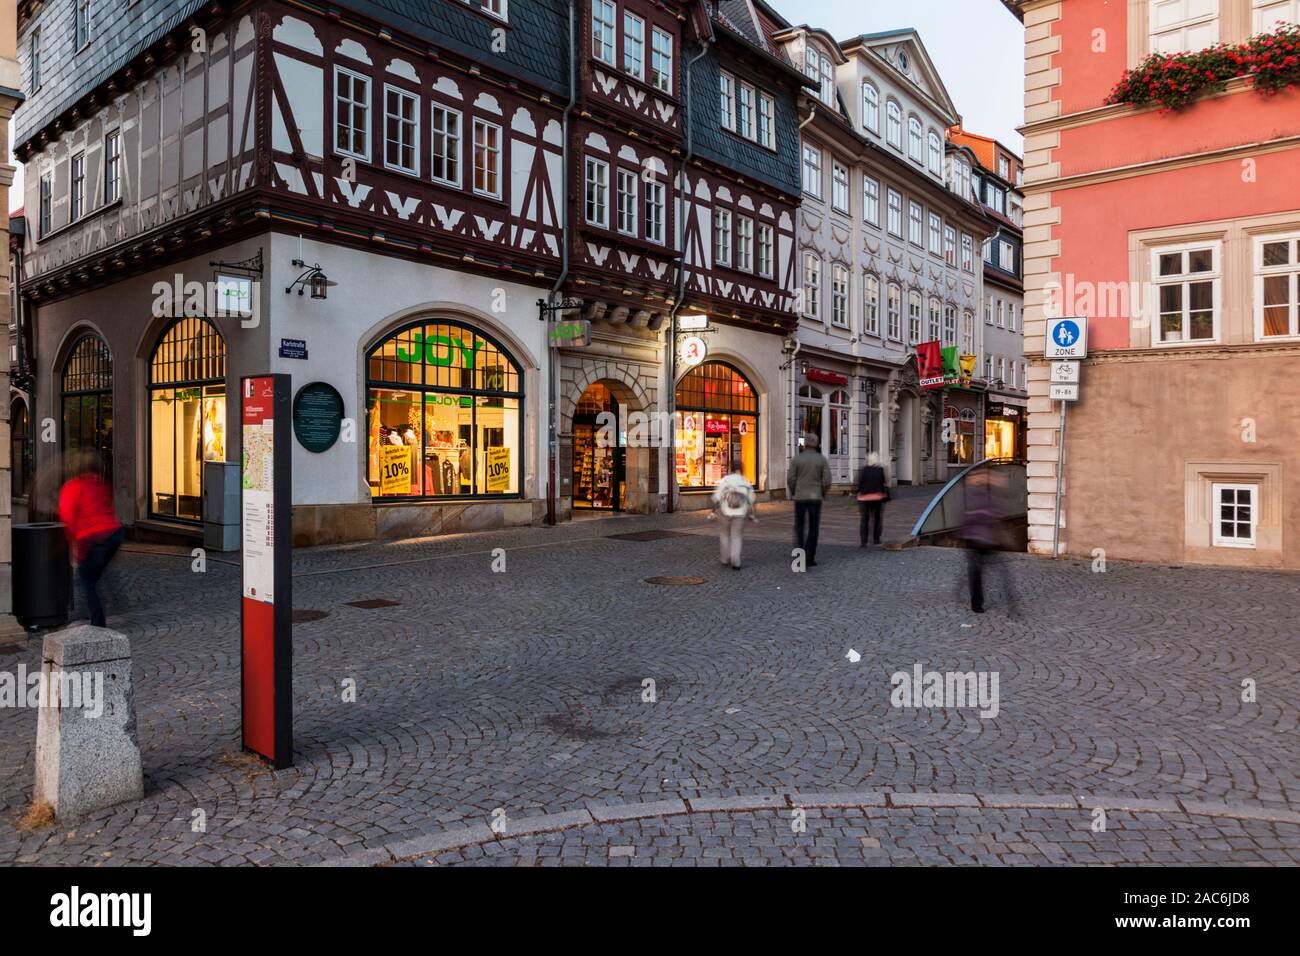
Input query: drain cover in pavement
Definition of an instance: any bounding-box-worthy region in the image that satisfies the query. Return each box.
[645,576,707,586]
[607,530,692,542]
[344,598,402,609]
[292,609,330,623]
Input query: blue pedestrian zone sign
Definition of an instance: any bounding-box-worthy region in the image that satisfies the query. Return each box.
[1045,316,1088,359]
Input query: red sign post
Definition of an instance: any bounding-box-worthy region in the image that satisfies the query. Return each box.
[240,374,293,768]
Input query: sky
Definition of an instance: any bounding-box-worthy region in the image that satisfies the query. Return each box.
[7,0,1023,213]
[792,0,1025,149]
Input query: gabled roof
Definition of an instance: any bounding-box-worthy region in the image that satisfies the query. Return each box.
[948,126,1022,177]
[840,28,960,125]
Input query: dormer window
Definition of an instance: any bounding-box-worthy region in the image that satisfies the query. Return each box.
[886,101,901,150]
[804,45,834,106]
[862,82,879,135]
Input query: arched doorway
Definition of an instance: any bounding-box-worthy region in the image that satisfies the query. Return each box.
[365,318,524,499]
[148,318,227,522]
[572,382,623,510]
[675,361,759,489]
[61,332,113,480]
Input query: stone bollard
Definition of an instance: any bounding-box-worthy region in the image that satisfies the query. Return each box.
[34,625,144,820]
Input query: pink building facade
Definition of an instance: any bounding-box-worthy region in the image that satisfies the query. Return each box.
[1015,0,1300,568]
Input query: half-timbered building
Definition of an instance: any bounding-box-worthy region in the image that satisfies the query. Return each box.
[15,0,569,544]
[14,0,805,543]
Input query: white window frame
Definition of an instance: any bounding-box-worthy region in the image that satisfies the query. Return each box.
[720,72,736,131]
[757,93,775,149]
[928,131,942,176]
[644,179,666,244]
[757,223,774,278]
[1254,232,1300,340]
[907,116,923,164]
[1212,482,1258,548]
[1150,0,1220,55]
[831,162,850,214]
[962,310,974,354]
[29,28,41,92]
[802,142,822,199]
[886,101,902,150]
[736,215,754,273]
[616,169,639,237]
[624,12,645,80]
[715,208,733,268]
[75,0,91,51]
[961,234,974,273]
[887,189,903,238]
[70,152,85,222]
[585,156,609,228]
[593,0,617,65]
[334,66,372,163]
[431,103,462,188]
[864,274,880,335]
[1253,0,1300,33]
[928,297,941,341]
[943,305,957,347]
[39,172,52,238]
[737,82,756,140]
[479,0,508,22]
[383,84,420,176]
[472,118,503,200]
[862,82,879,135]
[651,28,673,94]
[928,212,942,257]
[908,291,922,344]
[1151,240,1222,346]
[908,201,923,247]
[104,130,121,204]
[944,225,957,266]
[887,284,902,340]
[863,176,880,226]
[803,253,821,319]
[831,264,850,328]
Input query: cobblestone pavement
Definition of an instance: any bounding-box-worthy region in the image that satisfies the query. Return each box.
[395,807,1300,867]
[1,496,1297,866]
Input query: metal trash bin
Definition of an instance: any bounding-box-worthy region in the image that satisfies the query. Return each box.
[12,522,72,629]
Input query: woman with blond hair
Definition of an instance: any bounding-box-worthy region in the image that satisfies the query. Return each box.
[855,452,890,547]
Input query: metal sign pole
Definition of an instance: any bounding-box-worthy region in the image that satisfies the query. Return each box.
[1051,398,1067,559]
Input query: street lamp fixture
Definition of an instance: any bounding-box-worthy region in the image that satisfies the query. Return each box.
[286,259,337,299]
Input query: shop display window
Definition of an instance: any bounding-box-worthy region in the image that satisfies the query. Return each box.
[148,318,226,523]
[675,362,758,489]
[61,333,113,480]
[366,319,523,499]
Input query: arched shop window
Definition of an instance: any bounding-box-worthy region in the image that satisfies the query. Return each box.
[61,333,114,480]
[366,318,523,499]
[675,361,758,489]
[148,318,227,522]
[10,399,32,498]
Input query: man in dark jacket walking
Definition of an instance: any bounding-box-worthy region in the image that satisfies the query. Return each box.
[854,452,889,547]
[787,433,832,566]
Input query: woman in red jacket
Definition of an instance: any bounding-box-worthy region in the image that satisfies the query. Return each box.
[58,451,123,628]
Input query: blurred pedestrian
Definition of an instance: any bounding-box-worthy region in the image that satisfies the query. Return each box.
[855,452,890,547]
[711,459,757,570]
[960,469,1018,615]
[787,433,831,567]
[58,451,123,628]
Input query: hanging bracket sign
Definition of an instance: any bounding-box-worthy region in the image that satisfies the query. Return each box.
[240,374,293,769]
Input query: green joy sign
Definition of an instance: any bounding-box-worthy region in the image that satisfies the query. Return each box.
[395,332,479,368]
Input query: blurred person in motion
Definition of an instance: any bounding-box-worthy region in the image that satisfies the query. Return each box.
[961,467,1018,615]
[58,451,123,628]
[710,459,757,570]
[855,452,890,547]
[787,432,831,567]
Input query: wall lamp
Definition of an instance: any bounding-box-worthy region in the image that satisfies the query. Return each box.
[286,259,338,299]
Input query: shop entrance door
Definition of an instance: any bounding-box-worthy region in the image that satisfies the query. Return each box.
[573,383,625,511]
